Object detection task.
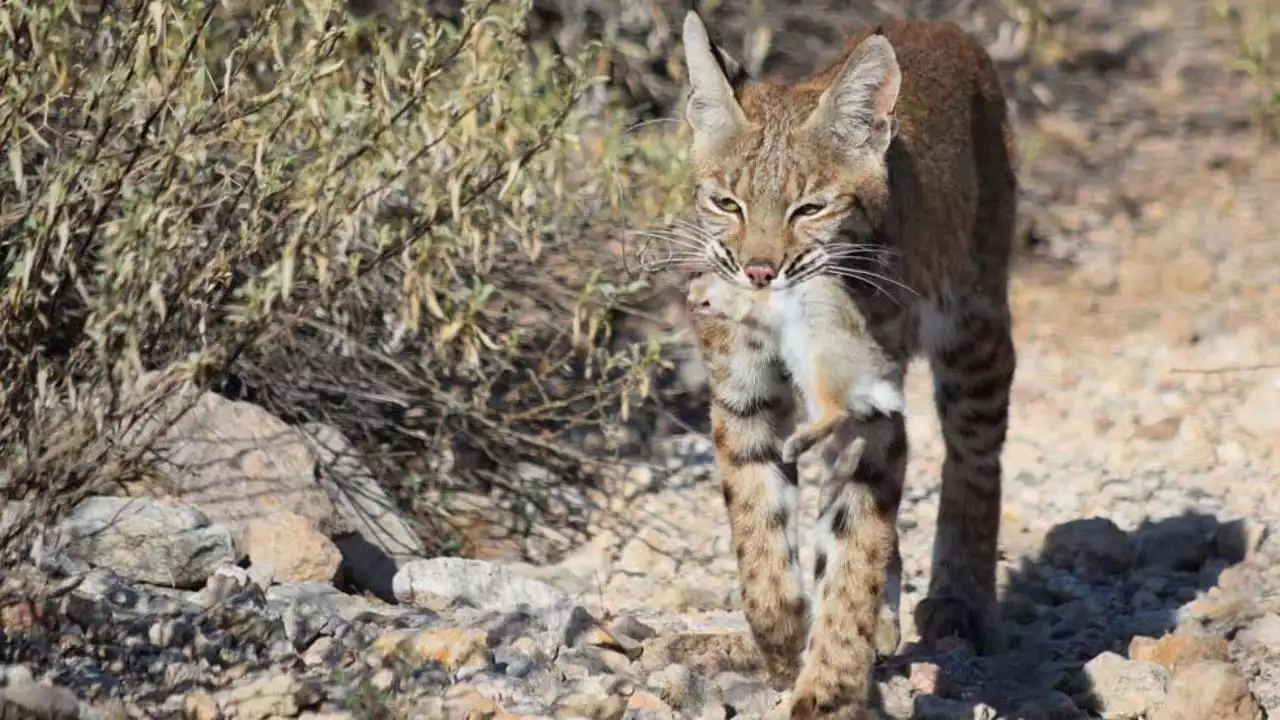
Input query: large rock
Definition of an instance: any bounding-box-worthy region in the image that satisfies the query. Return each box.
[1042,517,1133,577]
[393,557,576,630]
[242,511,342,584]
[298,423,425,600]
[144,390,345,543]
[43,496,235,588]
[1151,661,1262,720]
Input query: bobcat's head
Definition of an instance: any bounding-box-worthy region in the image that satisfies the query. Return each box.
[680,12,901,292]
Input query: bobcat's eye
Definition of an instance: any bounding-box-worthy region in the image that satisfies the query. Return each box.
[788,201,827,222]
[710,195,742,215]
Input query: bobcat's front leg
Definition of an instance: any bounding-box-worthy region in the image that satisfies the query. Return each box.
[791,408,907,719]
[694,311,808,685]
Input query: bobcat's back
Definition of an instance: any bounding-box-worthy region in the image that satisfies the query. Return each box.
[826,20,1017,299]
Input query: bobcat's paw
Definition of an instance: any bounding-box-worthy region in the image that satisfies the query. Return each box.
[873,602,901,659]
[913,594,1003,655]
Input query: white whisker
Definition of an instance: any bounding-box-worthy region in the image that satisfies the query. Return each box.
[631,232,707,253]
[822,267,918,299]
[624,117,680,134]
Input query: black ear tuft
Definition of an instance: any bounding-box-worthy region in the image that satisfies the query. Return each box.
[685,8,750,93]
[713,45,750,91]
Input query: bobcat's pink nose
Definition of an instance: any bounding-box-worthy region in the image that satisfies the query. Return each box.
[743,260,776,288]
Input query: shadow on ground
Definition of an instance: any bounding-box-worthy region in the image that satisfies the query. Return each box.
[878,511,1257,717]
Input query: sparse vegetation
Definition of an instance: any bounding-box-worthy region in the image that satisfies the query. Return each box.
[0,0,691,558]
[1215,0,1280,139]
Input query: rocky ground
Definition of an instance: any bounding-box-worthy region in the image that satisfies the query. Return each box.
[4,0,1280,717]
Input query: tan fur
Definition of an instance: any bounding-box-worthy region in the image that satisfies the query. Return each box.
[687,273,904,464]
[681,12,1018,719]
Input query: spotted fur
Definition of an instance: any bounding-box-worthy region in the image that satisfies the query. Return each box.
[686,272,904,465]
[680,12,1018,718]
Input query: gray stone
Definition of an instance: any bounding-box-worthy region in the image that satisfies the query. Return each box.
[265,581,412,642]
[72,566,199,617]
[45,497,235,588]
[492,646,540,678]
[194,565,257,609]
[610,614,658,642]
[714,671,779,717]
[647,663,723,716]
[0,680,81,720]
[0,501,31,548]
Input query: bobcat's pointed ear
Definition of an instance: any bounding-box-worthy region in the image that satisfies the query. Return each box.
[804,32,901,155]
[681,11,749,151]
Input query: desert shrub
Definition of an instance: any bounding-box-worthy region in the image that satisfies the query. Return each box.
[1214,0,1280,139]
[0,0,688,559]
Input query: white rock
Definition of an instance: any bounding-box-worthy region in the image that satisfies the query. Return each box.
[393,557,578,632]
[44,496,235,588]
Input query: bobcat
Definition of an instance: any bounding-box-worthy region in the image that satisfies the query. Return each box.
[679,10,1017,718]
[686,272,904,464]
